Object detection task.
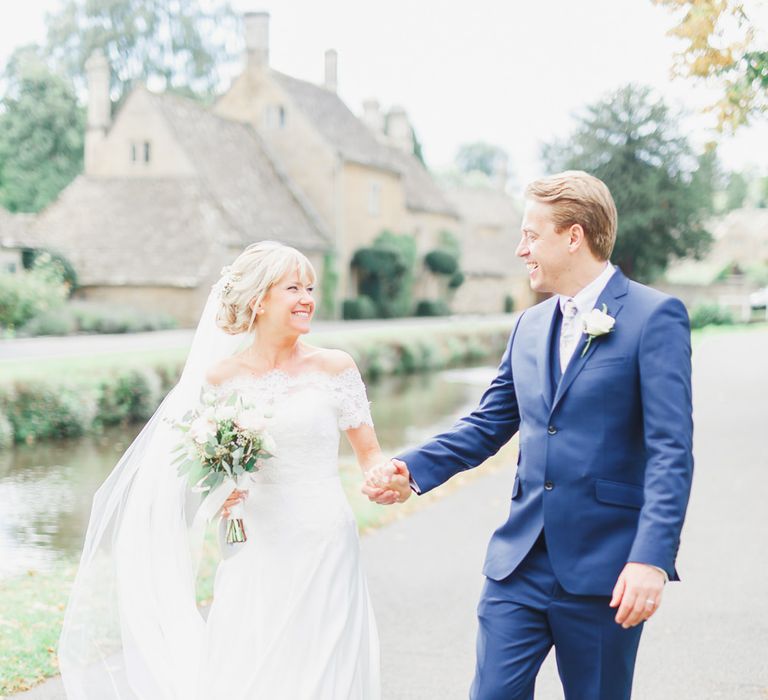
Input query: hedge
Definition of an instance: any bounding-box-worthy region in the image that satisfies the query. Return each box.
[0,321,515,448]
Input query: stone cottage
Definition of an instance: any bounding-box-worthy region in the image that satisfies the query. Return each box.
[30,12,527,324]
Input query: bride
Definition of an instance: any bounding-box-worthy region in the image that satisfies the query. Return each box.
[58,242,410,699]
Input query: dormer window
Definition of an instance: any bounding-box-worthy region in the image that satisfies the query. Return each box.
[264,105,286,129]
[130,141,152,163]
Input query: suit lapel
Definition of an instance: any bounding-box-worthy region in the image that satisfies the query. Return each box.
[536,297,560,412]
[550,268,629,414]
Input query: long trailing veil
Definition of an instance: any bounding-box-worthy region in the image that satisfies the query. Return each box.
[58,274,249,699]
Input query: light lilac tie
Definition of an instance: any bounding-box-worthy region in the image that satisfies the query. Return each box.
[559,299,579,373]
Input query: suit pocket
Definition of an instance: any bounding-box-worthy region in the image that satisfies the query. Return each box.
[595,479,644,509]
[582,355,629,371]
[511,475,521,500]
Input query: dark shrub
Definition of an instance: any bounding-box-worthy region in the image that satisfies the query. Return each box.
[689,304,734,329]
[424,250,459,275]
[342,296,378,320]
[448,271,465,289]
[415,300,450,317]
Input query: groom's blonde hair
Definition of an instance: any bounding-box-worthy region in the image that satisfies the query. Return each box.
[525,171,617,260]
[216,241,316,335]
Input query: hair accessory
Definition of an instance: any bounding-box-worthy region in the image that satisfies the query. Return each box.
[215,265,241,299]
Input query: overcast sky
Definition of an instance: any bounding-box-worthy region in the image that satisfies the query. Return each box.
[2,0,766,188]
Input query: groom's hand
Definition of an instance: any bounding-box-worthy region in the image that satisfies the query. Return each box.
[610,562,666,628]
[362,459,412,505]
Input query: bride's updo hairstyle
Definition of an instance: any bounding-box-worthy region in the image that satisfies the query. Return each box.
[216,241,317,335]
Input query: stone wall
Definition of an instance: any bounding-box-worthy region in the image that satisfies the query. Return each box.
[87,88,196,178]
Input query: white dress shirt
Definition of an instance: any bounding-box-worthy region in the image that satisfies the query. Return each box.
[558,262,616,371]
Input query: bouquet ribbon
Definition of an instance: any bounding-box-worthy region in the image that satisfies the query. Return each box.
[189,474,252,572]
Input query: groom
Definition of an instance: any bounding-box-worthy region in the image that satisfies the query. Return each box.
[364,170,693,699]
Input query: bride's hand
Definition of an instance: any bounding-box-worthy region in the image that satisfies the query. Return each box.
[221,489,247,518]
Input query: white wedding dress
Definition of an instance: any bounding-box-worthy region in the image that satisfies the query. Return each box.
[196,368,380,700]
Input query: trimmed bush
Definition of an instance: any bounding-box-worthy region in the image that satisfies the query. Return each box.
[415,300,450,317]
[97,369,162,426]
[448,271,465,289]
[424,250,459,276]
[689,304,734,330]
[0,412,13,450]
[19,301,178,336]
[5,383,97,443]
[18,310,78,336]
[342,296,378,320]
[22,248,78,292]
[0,270,67,329]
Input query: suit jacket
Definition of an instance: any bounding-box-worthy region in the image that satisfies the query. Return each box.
[399,269,694,595]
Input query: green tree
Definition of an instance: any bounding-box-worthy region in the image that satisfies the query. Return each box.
[45,0,240,102]
[542,84,712,281]
[0,46,84,212]
[690,145,722,216]
[653,0,767,130]
[723,171,749,210]
[455,142,508,177]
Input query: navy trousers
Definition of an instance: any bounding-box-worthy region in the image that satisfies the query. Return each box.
[470,533,644,700]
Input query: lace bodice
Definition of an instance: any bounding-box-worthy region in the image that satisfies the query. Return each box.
[209,368,373,485]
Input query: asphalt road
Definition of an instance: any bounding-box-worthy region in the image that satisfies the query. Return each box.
[11,327,768,699]
[363,326,768,699]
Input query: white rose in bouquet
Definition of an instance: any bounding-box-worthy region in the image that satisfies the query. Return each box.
[235,408,266,434]
[189,415,217,444]
[215,405,237,422]
[260,433,277,456]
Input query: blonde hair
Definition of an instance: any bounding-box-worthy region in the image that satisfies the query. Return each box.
[525,170,617,260]
[216,241,317,335]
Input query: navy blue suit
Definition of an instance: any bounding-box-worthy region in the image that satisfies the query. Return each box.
[400,269,693,699]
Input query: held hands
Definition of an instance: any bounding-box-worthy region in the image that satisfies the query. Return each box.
[610,562,666,628]
[362,459,412,505]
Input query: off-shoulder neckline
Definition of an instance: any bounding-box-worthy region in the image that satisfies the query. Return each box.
[207,366,361,391]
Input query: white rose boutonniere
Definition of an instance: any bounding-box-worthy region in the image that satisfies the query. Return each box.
[581,303,616,357]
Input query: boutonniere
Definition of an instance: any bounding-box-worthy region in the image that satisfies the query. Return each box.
[581,304,616,357]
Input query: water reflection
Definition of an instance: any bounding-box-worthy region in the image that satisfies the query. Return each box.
[0,366,496,579]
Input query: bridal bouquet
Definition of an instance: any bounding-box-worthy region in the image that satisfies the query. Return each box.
[173,390,276,544]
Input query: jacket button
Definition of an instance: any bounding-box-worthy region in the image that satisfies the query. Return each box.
[544,481,554,491]
[547,426,557,435]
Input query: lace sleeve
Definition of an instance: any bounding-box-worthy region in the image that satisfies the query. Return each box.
[335,368,374,431]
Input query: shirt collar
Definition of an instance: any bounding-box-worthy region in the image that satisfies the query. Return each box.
[559,262,616,315]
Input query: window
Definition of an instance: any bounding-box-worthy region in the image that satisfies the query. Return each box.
[368,181,381,217]
[130,141,151,164]
[263,105,286,129]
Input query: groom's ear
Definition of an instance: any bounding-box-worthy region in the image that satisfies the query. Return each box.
[567,223,586,253]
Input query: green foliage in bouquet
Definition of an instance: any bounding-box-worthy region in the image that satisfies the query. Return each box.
[173,390,275,494]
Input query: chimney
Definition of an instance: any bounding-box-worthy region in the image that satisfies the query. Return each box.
[362,99,385,134]
[324,49,338,92]
[386,105,413,154]
[493,153,509,192]
[84,49,110,175]
[244,11,270,69]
